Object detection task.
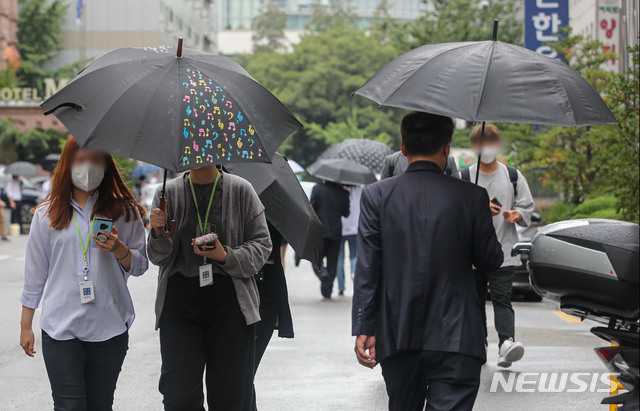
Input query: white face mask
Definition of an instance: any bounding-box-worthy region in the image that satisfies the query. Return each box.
[71,163,105,192]
[478,147,500,164]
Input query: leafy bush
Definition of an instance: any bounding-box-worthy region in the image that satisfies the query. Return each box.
[542,196,622,223]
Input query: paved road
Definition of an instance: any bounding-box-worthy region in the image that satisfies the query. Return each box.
[0,234,611,410]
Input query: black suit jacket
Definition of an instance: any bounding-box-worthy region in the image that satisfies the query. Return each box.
[310,181,350,241]
[352,161,503,363]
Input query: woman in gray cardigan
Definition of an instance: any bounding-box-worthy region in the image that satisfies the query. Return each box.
[148,164,271,411]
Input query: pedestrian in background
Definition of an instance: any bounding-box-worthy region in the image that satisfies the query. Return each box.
[0,188,8,241]
[310,180,350,299]
[253,222,294,410]
[353,112,503,411]
[19,136,148,410]
[147,164,271,411]
[463,124,534,367]
[336,185,363,295]
[6,174,24,234]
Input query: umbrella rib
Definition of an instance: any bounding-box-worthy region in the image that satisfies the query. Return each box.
[506,43,578,126]
[90,62,177,167]
[378,42,477,107]
[473,41,496,120]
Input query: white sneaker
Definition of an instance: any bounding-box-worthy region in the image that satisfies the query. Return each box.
[497,338,524,368]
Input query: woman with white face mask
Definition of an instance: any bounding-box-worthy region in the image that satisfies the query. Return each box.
[19,136,149,411]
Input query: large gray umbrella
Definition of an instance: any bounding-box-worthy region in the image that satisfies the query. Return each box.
[6,161,39,176]
[355,22,617,128]
[318,138,393,174]
[355,21,617,183]
[225,153,323,267]
[307,158,377,186]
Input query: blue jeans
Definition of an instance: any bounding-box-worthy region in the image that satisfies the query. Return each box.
[337,235,357,292]
[41,330,128,411]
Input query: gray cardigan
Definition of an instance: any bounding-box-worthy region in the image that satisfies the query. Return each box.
[147,172,272,328]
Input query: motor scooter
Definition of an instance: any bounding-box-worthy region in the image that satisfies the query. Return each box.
[513,219,639,409]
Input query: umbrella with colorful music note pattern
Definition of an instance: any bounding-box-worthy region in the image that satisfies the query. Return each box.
[41,39,302,172]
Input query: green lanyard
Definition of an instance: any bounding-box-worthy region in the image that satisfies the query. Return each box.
[189,172,220,236]
[73,210,96,280]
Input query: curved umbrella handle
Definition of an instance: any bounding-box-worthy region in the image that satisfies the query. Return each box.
[159,198,176,237]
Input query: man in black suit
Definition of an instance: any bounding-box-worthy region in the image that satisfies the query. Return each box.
[310,181,350,298]
[352,112,503,411]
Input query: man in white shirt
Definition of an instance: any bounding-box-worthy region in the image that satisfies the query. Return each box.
[6,175,25,234]
[464,124,534,368]
[336,185,363,295]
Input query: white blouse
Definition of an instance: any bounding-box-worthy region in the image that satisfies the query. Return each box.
[20,192,149,342]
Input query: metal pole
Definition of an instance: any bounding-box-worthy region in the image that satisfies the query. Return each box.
[474,121,485,184]
[492,19,498,41]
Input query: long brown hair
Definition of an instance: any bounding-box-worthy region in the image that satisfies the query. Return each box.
[36,137,145,230]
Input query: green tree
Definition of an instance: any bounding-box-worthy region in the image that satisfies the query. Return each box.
[245,27,402,164]
[305,0,359,32]
[599,43,639,222]
[252,0,288,53]
[0,118,67,163]
[16,0,80,90]
[510,30,616,205]
[392,0,523,52]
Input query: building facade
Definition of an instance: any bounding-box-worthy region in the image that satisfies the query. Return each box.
[216,0,429,55]
[52,0,216,68]
[569,0,638,72]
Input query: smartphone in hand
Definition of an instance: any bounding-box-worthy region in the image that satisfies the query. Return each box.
[91,218,113,247]
[491,197,502,208]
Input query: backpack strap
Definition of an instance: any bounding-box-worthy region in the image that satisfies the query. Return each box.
[506,165,519,197]
[461,167,471,182]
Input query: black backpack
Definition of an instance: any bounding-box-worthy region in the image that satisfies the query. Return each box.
[461,165,519,197]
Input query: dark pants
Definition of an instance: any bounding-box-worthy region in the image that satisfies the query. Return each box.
[474,266,516,347]
[159,274,255,411]
[381,350,482,411]
[313,238,341,298]
[252,269,280,410]
[41,330,128,411]
[11,200,24,233]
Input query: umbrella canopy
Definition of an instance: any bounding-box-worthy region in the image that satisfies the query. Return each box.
[355,32,617,128]
[41,42,302,172]
[41,153,61,172]
[307,158,377,186]
[318,138,393,174]
[131,163,162,178]
[287,159,305,174]
[6,161,39,177]
[225,153,323,267]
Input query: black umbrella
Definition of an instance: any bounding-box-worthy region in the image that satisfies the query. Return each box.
[355,20,618,182]
[42,153,61,172]
[42,40,301,171]
[6,161,39,176]
[318,138,393,174]
[42,38,301,236]
[225,153,323,267]
[307,158,377,186]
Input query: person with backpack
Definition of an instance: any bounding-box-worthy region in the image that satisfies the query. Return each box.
[462,124,534,368]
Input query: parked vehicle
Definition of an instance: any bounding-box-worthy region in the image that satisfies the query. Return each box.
[513,219,639,409]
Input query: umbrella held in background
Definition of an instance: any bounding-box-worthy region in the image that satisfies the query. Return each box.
[225,153,323,267]
[6,161,39,177]
[307,158,377,186]
[318,138,393,174]
[355,20,618,183]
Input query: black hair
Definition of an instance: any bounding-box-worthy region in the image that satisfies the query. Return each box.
[401,111,454,156]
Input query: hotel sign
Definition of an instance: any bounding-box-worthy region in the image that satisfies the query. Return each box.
[0,78,70,102]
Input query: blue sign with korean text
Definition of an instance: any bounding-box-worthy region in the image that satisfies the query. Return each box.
[524,0,569,59]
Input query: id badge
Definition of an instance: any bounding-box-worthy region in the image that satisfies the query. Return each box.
[79,281,95,304]
[199,264,213,287]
